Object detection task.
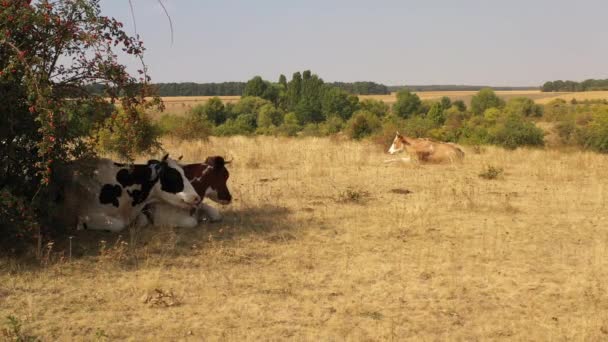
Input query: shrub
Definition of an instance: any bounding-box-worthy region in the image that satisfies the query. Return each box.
[278,112,301,136]
[576,109,608,153]
[359,99,389,117]
[319,116,345,136]
[479,166,504,180]
[504,97,543,117]
[95,108,161,157]
[301,123,323,137]
[257,103,284,128]
[392,89,421,119]
[157,114,212,141]
[345,110,382,140]
[401,116,436,138]
[543,99,571,122]
[190,97,226,125]
[488,115,544,149]
[214,113,257,136]
[471,88,505,115]
[427,102,446,125]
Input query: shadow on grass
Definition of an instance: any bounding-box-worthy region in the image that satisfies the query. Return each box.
[53,204,297,260]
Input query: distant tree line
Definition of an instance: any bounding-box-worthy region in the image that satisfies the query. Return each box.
[541,79,608,92]
[328,82,389,94]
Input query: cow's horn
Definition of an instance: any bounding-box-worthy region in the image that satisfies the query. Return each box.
[161,154,169,161]
[224,156,233,164]
[177,155,183,161]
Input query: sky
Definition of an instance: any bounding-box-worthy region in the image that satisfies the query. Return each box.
[100,0,608,86]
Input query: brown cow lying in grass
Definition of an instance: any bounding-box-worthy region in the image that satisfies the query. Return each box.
[387,132,465,163]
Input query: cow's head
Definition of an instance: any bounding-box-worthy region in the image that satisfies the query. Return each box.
[151,154,201,208]
[201,156,232,205]
[388,131,409,155]
[182,156,232,205]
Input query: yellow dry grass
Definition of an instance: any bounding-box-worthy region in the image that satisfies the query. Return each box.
[360,90,575,106]
[534,91,608,104]
[153,95,241,117]
[2,137,608,340]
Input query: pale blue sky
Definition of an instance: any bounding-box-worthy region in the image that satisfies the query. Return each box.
[100,0,607,86]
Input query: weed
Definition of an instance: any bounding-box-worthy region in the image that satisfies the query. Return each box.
[2,315,38,342]
[479,166,504,180]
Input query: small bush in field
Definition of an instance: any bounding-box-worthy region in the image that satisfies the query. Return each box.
[488,115,544,149]
[157,114,212,141]
[479,166,504,180]
[95,108,161,158]
[345,110,382,140]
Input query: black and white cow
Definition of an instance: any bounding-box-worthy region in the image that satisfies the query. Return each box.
[59,154,200,232]
[140,156,232,228]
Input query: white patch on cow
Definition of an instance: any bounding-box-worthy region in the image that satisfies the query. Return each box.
[146,203,198,228]
[154,158,201,209]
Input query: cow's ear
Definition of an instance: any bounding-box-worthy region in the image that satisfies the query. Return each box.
[161,154,169,162]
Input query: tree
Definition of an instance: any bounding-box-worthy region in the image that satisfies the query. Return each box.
[1,0,161,253]
[452,100,467,112]
[426,102,446,125]
[504,97,543,117]
[286,72,302,111]
[257,103,283,128]
[191,97,226,125]
[470,88,505,115]
[321,87,358,120]
[392,89,421,118]
[345,110,382,140]
[359,99,389,117]
[278,74,287,88]
[243,76,268,98]
[541,81,555,92]
[440,96,452,110]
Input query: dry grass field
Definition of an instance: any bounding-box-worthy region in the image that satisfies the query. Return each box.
[2,137,608,340]
[152,95,241,117]
[155,90,608,117]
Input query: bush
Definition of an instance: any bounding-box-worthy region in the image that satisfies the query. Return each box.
[359,99,389,117]
[504,97,543,117]
[157,114,212,140]
[277,112,301,136]
[392,89,421,119]
[471,88,505,115]
[95,108,161,158]
[319,116,345,136]
[488,115,544,149]
[345,110,382,140]
[576,109,608,153]
[543,99,571,121]
[257,103,284,128]
[214,113,257,136]
[479,166,504,180]
[190,97,226,125]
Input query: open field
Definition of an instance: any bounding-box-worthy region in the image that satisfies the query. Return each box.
[2,137,608,340]
[154,90,608,117]
[155,95,241,116]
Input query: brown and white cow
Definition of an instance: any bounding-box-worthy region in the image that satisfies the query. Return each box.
[387,131,464,163]
[58,155,200,232]
[141,156,232,228]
